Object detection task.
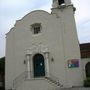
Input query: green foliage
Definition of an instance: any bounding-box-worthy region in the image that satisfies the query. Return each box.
[0,57,5,75]
[84,77,90,87]
[0,57,5,89]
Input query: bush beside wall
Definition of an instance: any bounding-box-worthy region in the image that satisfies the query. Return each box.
[84,77,90,87]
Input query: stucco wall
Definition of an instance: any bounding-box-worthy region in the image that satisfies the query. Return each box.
[6,3,83,90]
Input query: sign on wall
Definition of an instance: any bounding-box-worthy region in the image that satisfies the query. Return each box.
[68,59,79,68]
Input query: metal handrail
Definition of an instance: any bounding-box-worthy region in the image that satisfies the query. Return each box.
[45,72,63,87]
[13,71,28,88]
[13,71,63,89]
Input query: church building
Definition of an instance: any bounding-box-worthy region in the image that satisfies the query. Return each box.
[5,0,84,90]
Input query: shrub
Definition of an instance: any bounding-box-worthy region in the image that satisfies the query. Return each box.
[84,77,90,87]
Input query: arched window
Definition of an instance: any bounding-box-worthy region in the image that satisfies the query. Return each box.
[33,54,45,78]
[58,0,65,5]
[85,62,90,78]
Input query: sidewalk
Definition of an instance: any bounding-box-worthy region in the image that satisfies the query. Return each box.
[61,87,90,90]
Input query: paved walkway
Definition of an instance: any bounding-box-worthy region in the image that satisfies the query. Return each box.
[61,87,90,90]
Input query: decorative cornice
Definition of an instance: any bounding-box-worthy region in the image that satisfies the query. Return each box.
[26,44,49,55]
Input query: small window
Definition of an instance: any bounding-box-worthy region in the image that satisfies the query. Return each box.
[31,23,41,34]
[58,0,65,5]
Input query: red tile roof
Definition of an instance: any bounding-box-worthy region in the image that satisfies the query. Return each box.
[80,43,90,58]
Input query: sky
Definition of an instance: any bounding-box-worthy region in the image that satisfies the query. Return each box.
[0,0,90,58]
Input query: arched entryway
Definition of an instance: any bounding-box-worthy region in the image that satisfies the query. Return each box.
[85,62,90,78]
[33,54,45,78]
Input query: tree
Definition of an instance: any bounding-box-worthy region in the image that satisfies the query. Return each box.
[0,57,5,90]
[0,57,5,75]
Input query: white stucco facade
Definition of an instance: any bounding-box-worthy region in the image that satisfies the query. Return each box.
[5,0,83,90]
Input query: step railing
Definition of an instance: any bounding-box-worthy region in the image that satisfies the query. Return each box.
[13,71,28,89]
[13,71,63,89]
[45,72,63,87]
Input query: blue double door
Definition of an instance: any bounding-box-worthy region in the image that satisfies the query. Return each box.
[33,54,45,78]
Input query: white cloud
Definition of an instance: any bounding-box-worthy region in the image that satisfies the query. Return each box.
[72,0,90,22]
[72,0,90,43]
[1,0,32,8]
[34,1,52,13]
[0,34,5,57]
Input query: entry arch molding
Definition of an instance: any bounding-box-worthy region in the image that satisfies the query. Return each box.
[26,44,50,78]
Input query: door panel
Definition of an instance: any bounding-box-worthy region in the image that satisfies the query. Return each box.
[86,62,90,78]
[33,54,45,77]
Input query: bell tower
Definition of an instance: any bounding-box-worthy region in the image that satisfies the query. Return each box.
[52,0,71,8]
[52,0,83,88]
